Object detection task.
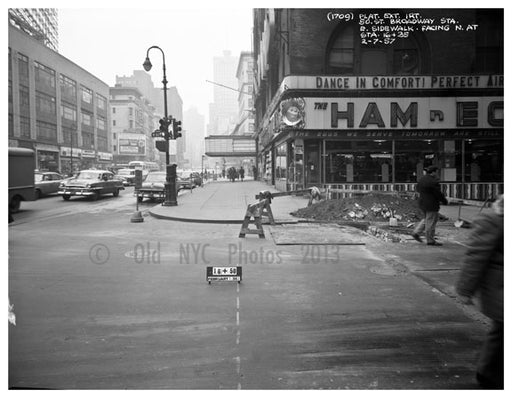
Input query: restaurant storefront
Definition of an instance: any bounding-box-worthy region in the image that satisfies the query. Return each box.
[258,75,503,201]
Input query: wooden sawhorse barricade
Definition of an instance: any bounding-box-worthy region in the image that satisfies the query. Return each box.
[239,198,273,238]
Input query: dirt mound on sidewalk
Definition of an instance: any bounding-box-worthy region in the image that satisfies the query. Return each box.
[291,192,424,223]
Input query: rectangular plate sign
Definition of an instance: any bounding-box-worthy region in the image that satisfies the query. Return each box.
[206,266,242,283]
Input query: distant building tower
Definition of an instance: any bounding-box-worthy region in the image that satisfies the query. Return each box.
[207,50,239,136]
[9,8,59,51]
[233,51,255,136]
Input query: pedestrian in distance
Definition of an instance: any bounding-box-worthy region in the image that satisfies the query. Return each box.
[239,167,245,182]
[411,165,448,245]
[456,194,503,389]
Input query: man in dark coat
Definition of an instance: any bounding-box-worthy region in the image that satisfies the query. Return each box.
[456,195,503,389]
[411,165,448,245]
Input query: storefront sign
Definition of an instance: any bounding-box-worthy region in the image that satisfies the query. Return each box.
[281,75,503,91]
[119,133,146,156]
[82,149,96,158]
[60,147,82,157]
[97,152,113,161]
[305,97,502,130]
[290,129,502,140]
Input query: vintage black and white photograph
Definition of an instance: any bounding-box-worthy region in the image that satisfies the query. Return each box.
[7,1,506,391]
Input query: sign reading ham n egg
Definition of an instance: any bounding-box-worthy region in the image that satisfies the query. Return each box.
[280,98,305,129]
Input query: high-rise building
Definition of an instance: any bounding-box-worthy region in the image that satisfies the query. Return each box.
[183,107,205,170]
[233,51,255,136]
[207,50,239,136]
[8,23,111,174]
[9,8,59,51]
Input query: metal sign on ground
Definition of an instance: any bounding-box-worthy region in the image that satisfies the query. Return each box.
[206,266,242,284]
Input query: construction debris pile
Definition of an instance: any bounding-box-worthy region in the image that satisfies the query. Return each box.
[291,193,424,223]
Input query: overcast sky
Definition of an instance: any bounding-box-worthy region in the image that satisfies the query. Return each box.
[58,6,253,120]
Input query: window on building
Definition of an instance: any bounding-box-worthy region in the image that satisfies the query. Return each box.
[19,85,30,114]
[129,107,133,116]
[61,103,77,122]
[36,92,56,115]
[326,24,424,75]
[20,116,31,138]
[34,61,56,88]
[60,74,77,100]
[18,53,29,84]
[96,116,106,130]
[97,136,108,152]
[112,107,116,114]
[81,111,92,126]
[80,85,93,104]
[62,126,78,146]
[129,120,133,129]
[36,120,57,141]
[113,120,116,127]
[96,94,107,111]
[82,132,94,148]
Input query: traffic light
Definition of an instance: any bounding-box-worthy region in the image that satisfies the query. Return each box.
[172,119,182,139]
[158,117,170,137]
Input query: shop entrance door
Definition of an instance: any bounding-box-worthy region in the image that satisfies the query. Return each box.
[305,140,321,186]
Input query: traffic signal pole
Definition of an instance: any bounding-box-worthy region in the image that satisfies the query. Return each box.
[143,46,177,206]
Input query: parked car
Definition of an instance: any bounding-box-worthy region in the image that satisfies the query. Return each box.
[116,168,136,186]
[34,172,64,199]
[136,171,186,202]
[177,171,195,190]
[58,170,124,201]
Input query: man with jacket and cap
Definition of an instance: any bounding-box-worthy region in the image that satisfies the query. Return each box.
[411,165,448,246]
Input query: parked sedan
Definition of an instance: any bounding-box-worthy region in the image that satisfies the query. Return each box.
[177,171,195,190]
[136,172,186,202]
[58,170,124,201]
[34,172,64,198]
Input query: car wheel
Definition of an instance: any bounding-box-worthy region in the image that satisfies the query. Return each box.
[90,192,99,201]
[137,196,143,203]
[35,189,42,200]
[62,194,71,201]
[113,188,120,197]
[9,196,21,213]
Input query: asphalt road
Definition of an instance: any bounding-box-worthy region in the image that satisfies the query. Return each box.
[8,189,487,389]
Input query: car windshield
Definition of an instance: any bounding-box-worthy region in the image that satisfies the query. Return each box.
[118,170,134,176]
[145,173,166,182]
[76,171,102,180]
[178,172,191,178]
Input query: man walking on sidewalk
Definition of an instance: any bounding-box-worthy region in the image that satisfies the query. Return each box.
[456,195,504,389]
[411,165,448,246]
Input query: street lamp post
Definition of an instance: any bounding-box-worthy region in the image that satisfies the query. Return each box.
[143,46,177,206]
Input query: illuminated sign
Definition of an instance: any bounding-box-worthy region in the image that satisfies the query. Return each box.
[280,75,503,91]
[304,97,502,130]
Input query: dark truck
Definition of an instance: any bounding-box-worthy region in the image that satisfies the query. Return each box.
[9,147,36,214]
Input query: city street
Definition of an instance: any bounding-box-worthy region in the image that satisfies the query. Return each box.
[9,182,488,389]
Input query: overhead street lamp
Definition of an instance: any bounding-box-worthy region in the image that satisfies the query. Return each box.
[143,45,177,206]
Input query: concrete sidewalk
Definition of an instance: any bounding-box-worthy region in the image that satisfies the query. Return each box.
[149,180,493,225]
[149,180,310,223]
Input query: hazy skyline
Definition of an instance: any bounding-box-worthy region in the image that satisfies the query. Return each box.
[58,7,253,120]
